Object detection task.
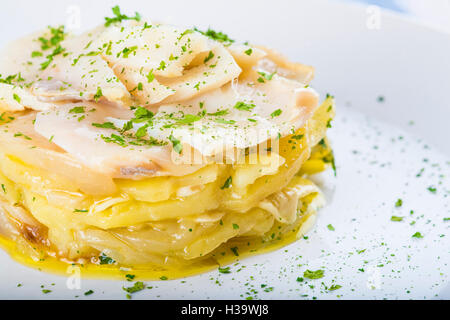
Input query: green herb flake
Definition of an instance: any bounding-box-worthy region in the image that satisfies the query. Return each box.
[31,51,43,58]
[123,281,145,294]
[92,122,117,129]
[412,232,423,239]
[125,274,136,281]
[218,267,231,274]
[135,125,148,138]
[84,290,94,296]
[73,209,88,213]
[68,106,85,114]
[270,109,282,118]
[169,134,183,154]
[94,87,103,102]
[98,253,116,265]
[204,51,215,63]
[427,186,437,193]
[215,118,236,125]
[303,269,324,279]
[105,6,142,27]
[257,71,276,83]
[195,27,235,44]
[234,101,255,112]
[221,176,232,190]
[328,284,342,291]
[146,69,155,83]
[13,93,21,104]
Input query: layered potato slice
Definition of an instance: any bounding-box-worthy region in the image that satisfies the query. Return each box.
[0,9,335,279]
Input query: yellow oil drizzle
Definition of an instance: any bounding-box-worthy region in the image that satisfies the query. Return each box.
[0,211,315,281]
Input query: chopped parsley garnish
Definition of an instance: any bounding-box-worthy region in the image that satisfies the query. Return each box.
[94,87,103,102]
[98,253,116,265]
[169,134,182,154]
[38,26,66,51]
[101,133,127,147]
[234,101,255,112]
[123,281,145,293]
[146,69,155,83]
[270,109,282,118]
[158,60,166,71]
[244,48,253,56]
[14,132,32,140]
[122,121,133,132]
[326,119,333,128]
[215,118,236,125]
[135,124,149,138]
[84,290,94,296]
[232,223,239,230]
[412,232,423,239]
[120,46,138,58]
[40,45,66,70]
[92,122,117,129]
[73,209,88,213]
[257,71,276,83]
[207,109,229,117]
[68,106,85,114]
[303,269,324,279]
[125,274,136,281]
[13,93,21,104]
[230,247,239,256]
[221,176,232,190]
[42,289,52,294]
[218,267,231,274]
[391,216,403,222]
[31,51,43,58]
[427,186,437,193]
[328,284,342,291]
[72,51,100,66]
[160,276,168,281]
[133,107,154,122]
[204,51,215,63]
[327,224,335,231]
[95,109,164,149]
[104,6,142,27]
[194,27,235,44]
[175,114,202,125]
[0,73,24,85]
[395,199,403,207]
[178,29,195,40]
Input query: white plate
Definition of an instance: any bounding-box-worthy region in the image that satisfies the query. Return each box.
[0,0,448,300]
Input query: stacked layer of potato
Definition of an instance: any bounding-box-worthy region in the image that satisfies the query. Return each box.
[0,94,334,267]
